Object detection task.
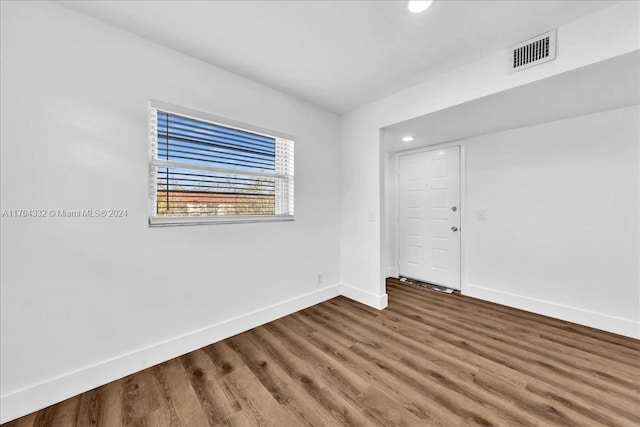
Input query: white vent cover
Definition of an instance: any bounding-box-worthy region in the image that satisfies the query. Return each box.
[509,29,556,73]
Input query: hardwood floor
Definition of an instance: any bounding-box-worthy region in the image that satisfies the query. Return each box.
[5,278,640,426]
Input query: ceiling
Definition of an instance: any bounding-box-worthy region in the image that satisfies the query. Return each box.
[59,0,619,114]
[383,51,640,152]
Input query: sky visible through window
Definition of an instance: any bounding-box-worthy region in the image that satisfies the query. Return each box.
[157,112,276,172]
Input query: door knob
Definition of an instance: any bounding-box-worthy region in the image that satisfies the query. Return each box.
[451,226,458,232]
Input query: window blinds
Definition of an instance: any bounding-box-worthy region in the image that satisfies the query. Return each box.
[149,107,294,223]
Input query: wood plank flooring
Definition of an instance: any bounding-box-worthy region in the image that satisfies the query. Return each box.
[5,278,640,426]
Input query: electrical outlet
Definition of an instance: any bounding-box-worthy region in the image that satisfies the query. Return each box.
[317,273,323,285]
[368,210,376,222]
[477,209,487,220]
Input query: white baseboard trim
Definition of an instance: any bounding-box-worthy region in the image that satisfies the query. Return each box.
[0,284,342,424]
[463,283,640,339]
[340,284,388,309]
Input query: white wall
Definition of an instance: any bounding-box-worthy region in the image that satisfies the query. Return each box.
[340,2,640,333]
[0,1,341,421]
[463,106,639,335]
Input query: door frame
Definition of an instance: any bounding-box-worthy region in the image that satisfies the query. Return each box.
[392,140,466,292]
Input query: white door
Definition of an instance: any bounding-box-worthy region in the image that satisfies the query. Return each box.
[398,146,460,290]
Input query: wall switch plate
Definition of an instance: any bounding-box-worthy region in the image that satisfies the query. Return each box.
[477,209,487,220]
[368,210,376,222]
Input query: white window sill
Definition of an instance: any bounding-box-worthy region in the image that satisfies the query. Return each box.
[149,215,294,227]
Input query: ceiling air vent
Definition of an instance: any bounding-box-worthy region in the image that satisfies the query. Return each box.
[509,29,556,73]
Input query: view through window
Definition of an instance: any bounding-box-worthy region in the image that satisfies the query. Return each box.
[149,104,294,225]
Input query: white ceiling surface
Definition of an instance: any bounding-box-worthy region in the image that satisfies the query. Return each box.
[58,0,618,114]
[383,51,640,152]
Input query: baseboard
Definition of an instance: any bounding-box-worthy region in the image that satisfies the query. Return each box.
[340,283,388,309]
[464,283,640,339]
[0,284,342,424]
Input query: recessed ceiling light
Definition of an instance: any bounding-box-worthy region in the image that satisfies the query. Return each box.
[402,136,415,142]
[408,0,434,13]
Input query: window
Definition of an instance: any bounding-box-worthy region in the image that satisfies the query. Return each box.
[148,101,294,226]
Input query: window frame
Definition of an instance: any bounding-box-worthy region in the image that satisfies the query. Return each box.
[148,100,295,227]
